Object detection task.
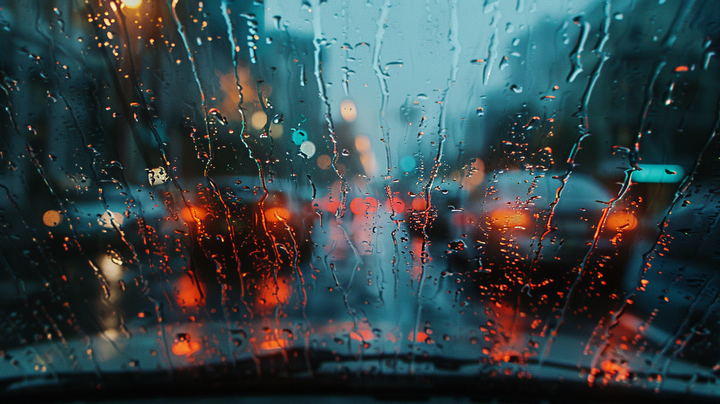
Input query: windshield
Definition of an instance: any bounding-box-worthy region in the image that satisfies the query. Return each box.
[1,0,720,402]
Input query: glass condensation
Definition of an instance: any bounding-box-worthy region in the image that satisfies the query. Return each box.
[1,0,720,399]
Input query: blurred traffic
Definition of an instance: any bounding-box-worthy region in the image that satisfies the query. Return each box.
[1,0,720,399]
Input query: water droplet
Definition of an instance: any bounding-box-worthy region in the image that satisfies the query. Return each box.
[207,108,227,125]
[499,56,509,71]
[477,107,484,117]
[400,156,416,172]
[109,252,123,266]
[291,129,308,145]
[447,240,466,253]
[341,149,350,156]
[147,166,169,186]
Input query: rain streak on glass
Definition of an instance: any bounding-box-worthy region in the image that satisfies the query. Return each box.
[1,0,720,401]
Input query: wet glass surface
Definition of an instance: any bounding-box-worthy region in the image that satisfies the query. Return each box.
[1,0,720,401]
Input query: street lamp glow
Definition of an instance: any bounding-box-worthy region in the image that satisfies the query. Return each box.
[121,0,142,9]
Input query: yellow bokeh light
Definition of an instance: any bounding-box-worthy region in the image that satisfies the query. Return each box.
[250,111,267,130]
[98,254,124,283]
[121,0,142,8]
[360,152,378,177]
[462,159,486,190]
[355,135,371,152]
[98,211,125,228]
[269,123,283,138]
[340,99,357,122]
[43,210,62,227]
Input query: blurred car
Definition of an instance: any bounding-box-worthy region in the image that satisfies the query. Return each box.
[401,170,646,293]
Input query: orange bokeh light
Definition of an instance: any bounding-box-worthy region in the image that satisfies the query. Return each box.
[606,211,637,231]
[349,328,376,342]
[489,209,531,229]
[264,207,291,222]
[355,135,371,152]
[256,278,291,313]
[259,339,288,351]
[317,154,332,170]
[174,276,203,307]
[180,206,206,223]
[172,339,201,356]
[598,359,631,383]
[43,210,62,227]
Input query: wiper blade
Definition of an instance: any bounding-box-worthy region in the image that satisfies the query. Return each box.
[3,348,718,404]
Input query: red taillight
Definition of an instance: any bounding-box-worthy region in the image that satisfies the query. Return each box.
[350,197,379,215]
[350,198,364,215]
[411,197,428,211]
[385,197,406,213]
